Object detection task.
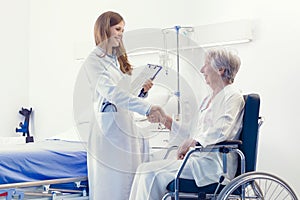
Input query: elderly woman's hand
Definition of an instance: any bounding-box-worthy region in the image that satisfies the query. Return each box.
[177,138,197,160]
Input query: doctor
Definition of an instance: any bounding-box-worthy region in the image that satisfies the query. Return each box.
[82,11,163,200]
[129,48,245,200]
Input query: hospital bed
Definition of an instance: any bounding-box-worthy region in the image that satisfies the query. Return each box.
[0,138,88,200]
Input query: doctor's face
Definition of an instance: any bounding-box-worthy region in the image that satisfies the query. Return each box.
[109,21,125,48]
[200,57,221,87]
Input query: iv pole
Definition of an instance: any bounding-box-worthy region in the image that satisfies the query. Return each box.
[162,25,193,121]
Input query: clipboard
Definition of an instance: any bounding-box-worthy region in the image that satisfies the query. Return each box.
[146,64,162,80]
[131,64,163,96]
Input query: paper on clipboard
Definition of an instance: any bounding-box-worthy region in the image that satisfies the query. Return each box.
[131,64,162,96]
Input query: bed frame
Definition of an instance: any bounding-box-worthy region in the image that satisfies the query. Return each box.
[0,176,88,200]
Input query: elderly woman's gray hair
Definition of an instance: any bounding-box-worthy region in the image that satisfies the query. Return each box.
[207,49,241,83]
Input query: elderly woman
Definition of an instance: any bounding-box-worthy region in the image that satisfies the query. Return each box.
[129,48,245,200]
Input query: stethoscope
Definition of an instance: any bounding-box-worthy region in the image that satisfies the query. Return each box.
[101,87,147,112]
[101,101,117,112]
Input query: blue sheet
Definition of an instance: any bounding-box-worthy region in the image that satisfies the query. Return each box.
[0,140,87,184]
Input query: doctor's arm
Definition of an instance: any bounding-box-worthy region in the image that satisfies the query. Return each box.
[95,69,151,115]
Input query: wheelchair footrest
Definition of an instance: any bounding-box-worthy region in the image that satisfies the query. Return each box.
[166,179,225,194]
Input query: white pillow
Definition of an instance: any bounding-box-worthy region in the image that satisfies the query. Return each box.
[0,136,26,145]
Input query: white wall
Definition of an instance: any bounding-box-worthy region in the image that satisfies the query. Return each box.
[2,0,300,196]
[0,0,29,137]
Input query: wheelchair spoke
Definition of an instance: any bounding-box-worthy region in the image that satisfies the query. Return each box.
[217,172,298,200]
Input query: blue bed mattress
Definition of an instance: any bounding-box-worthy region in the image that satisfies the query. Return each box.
[0,140,87,184]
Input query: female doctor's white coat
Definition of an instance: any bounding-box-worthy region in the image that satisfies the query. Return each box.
[82,46,151,200]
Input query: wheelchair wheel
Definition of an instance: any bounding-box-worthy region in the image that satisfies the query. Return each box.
[217,171,298,200]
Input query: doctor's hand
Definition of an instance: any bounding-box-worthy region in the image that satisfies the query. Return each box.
[177,138,197,160]
[147,105,166,124]
[142,79,153,93]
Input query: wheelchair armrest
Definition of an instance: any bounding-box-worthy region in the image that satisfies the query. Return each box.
[194,140,242,150]
[176,140,242,177]
[215,140,242,146]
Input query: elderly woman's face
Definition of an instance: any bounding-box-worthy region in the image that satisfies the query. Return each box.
[108,20,125,47]
[200,57,222,87]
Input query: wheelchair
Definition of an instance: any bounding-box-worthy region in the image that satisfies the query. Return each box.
[162,93,298,200]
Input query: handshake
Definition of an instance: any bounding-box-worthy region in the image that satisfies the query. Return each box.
[147,105,172,130]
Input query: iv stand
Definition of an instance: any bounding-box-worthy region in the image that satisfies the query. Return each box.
[162,26,193,121]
